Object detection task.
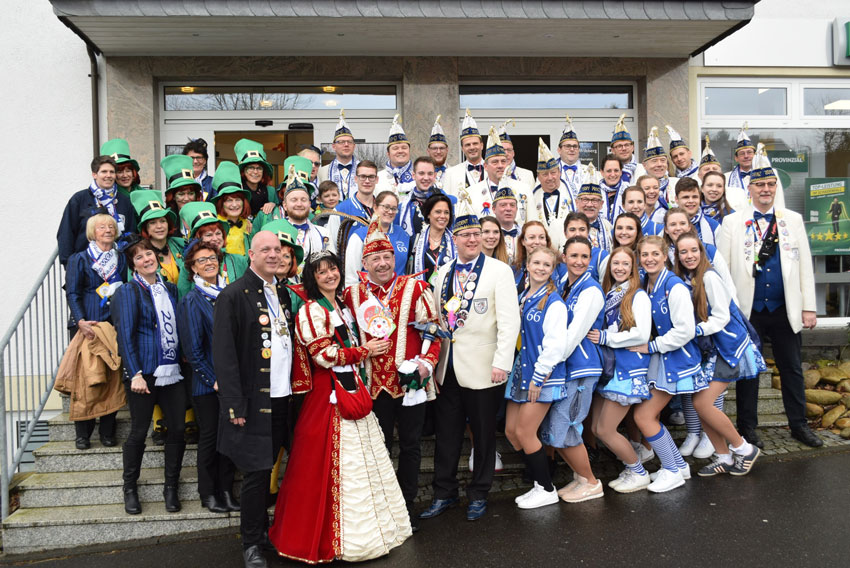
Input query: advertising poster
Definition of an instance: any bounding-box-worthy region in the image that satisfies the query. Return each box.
[805,177,850,255]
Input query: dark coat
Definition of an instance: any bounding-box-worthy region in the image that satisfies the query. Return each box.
[212,268,295,472]
[57,188,136,265]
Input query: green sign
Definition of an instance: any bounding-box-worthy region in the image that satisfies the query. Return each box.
[805,177,850,255]
[767,150,808,173]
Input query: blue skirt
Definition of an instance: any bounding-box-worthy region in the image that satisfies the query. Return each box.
[703,338,767,383]
[505,356,567,403]
[540,376,598,448]
[597,369,650,406]
[647,354,709,395]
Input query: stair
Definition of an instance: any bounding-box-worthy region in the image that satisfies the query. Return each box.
[723,371,790,427]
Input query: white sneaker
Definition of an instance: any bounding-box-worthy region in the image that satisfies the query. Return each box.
[468,452,473,471]
[613,470,651,493]
[650,463,690,481]
[635,444,655,464]
[679,433,700,457]
[560,479,604,503]
[495,451,504,472]
[515,482,539,504]
[693,433,716,459]
[517,484,559,509]
[647,468,685,493]
[668,411,685,425]
[608,469,629,490]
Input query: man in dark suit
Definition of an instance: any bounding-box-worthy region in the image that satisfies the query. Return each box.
[213,231,296,568]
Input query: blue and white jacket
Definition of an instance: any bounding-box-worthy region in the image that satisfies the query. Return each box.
[646,268,700,380]
[517,285,568,389]
[562,271,605,380]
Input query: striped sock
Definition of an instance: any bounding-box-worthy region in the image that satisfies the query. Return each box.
[714,392,726,413]
[681,394,702,435]
[625,460,647,476]
[647,425,683,472]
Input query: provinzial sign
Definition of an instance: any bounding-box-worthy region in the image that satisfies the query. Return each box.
[805,177,850,255]
[767,150,808,173]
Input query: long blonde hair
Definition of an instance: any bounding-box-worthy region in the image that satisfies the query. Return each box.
[601,247,641,330]
[514,220,551,271]
[526,246,559,311]
[672,231,712,322]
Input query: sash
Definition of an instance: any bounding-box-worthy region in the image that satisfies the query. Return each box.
[414,225,456,281]
[604,281,629,328]
[440,253,485,332]
[134,273,182,386]
[329,158,358,199]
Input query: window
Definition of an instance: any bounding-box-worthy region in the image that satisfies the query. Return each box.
[704,86,787,116]
[804,87,850,116]
[164,85,396,111]
[459,85,632,110]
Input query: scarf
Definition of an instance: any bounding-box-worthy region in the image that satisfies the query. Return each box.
[604,281,629,328]
[134,273,183,386]
[193,273,226,301]
[329,158,358,199]
[414,225,456,280]
[89,181,120,225]
[728,165,749,190]
[676,159,699,179]
[690,210,716,246]
[590,218,611,251]
[87,241,119,283]
[386,161,414,185]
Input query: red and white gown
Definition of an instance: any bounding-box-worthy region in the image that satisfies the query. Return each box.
[269,299,411,564]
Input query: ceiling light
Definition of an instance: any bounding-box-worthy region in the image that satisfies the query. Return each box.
[259,100,273,108]
[180,86,195,93]
[324,99,338,107]
[825,100,850,110]
[322,86,337,93]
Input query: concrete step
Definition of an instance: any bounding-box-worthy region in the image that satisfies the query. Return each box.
[15,467,241,509]
[1,500,240,556]
[724,387,786,416]
[33,441,198,473]
[48,410,134,442]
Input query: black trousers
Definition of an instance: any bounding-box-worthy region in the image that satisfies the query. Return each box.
[240,395,289,549]
[433,365,503,502]
[372,390,426,506]
[74,412,117,440]
[192,393,236,498]
[125,381,186,446]
[737,305,807,430]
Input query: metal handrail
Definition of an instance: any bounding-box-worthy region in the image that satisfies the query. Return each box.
[0,247,68,519]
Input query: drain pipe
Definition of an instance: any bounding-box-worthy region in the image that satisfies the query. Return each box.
[87,45,100,156]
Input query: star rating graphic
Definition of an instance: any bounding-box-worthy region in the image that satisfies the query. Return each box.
[810,231,849,241]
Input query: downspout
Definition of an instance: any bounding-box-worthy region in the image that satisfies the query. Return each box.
[87,45,100,156]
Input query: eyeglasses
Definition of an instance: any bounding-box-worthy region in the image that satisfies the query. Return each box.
[190,157,206,163]
[560,144,580,150]
[357,174,377,181]
[245,165,263,172]
[193,255,218,265]
[611,143,633,150]
[378,204,398,213]
[311,161,321,167]
[455,231,482,240]
[334,140,355,146]
[578,197,602,204]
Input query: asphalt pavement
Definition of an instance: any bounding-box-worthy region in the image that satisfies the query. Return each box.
[5,449,849,568]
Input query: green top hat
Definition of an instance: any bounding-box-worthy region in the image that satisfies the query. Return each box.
[131,189,177,227]
[281,155,315,195]
[180,201,226,239]
[234,138,274,178]
[211,161,251,201]
[262,219,305,266]
[101,138,140,172]
[161,154,201,193]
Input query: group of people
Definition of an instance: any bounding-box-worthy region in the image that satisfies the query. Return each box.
[56,108,819,568]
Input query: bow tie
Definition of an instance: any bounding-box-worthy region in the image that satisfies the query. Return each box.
[338,163,351,170]
[456,262,472,272]
[230,219,243,229]
[753,211,774,222]
[467,164,483,172]
[490,185,498,193]
[502,228,518,237]
[292,222,310,231]
[562,164,577,172]
[590,219,601,230]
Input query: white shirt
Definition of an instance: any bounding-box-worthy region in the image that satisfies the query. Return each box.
[261,278,292,398]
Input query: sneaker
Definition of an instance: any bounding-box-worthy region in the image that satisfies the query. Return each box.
[515,483,539,504]
[560,479,604,503]
[651,463,690,481]
[613,470,651,493]
[608,469,629,490]
[693,433,716,459]
[495,451,504,472]
[668,411,685,426]
[679,433,700,457]
[557,473,587,498]
[633,442,655,464]
[468,452,473,472]
[647,468,685,493]
[517,484,559,509]
[697,456,731,477]
[729,446,761,476]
